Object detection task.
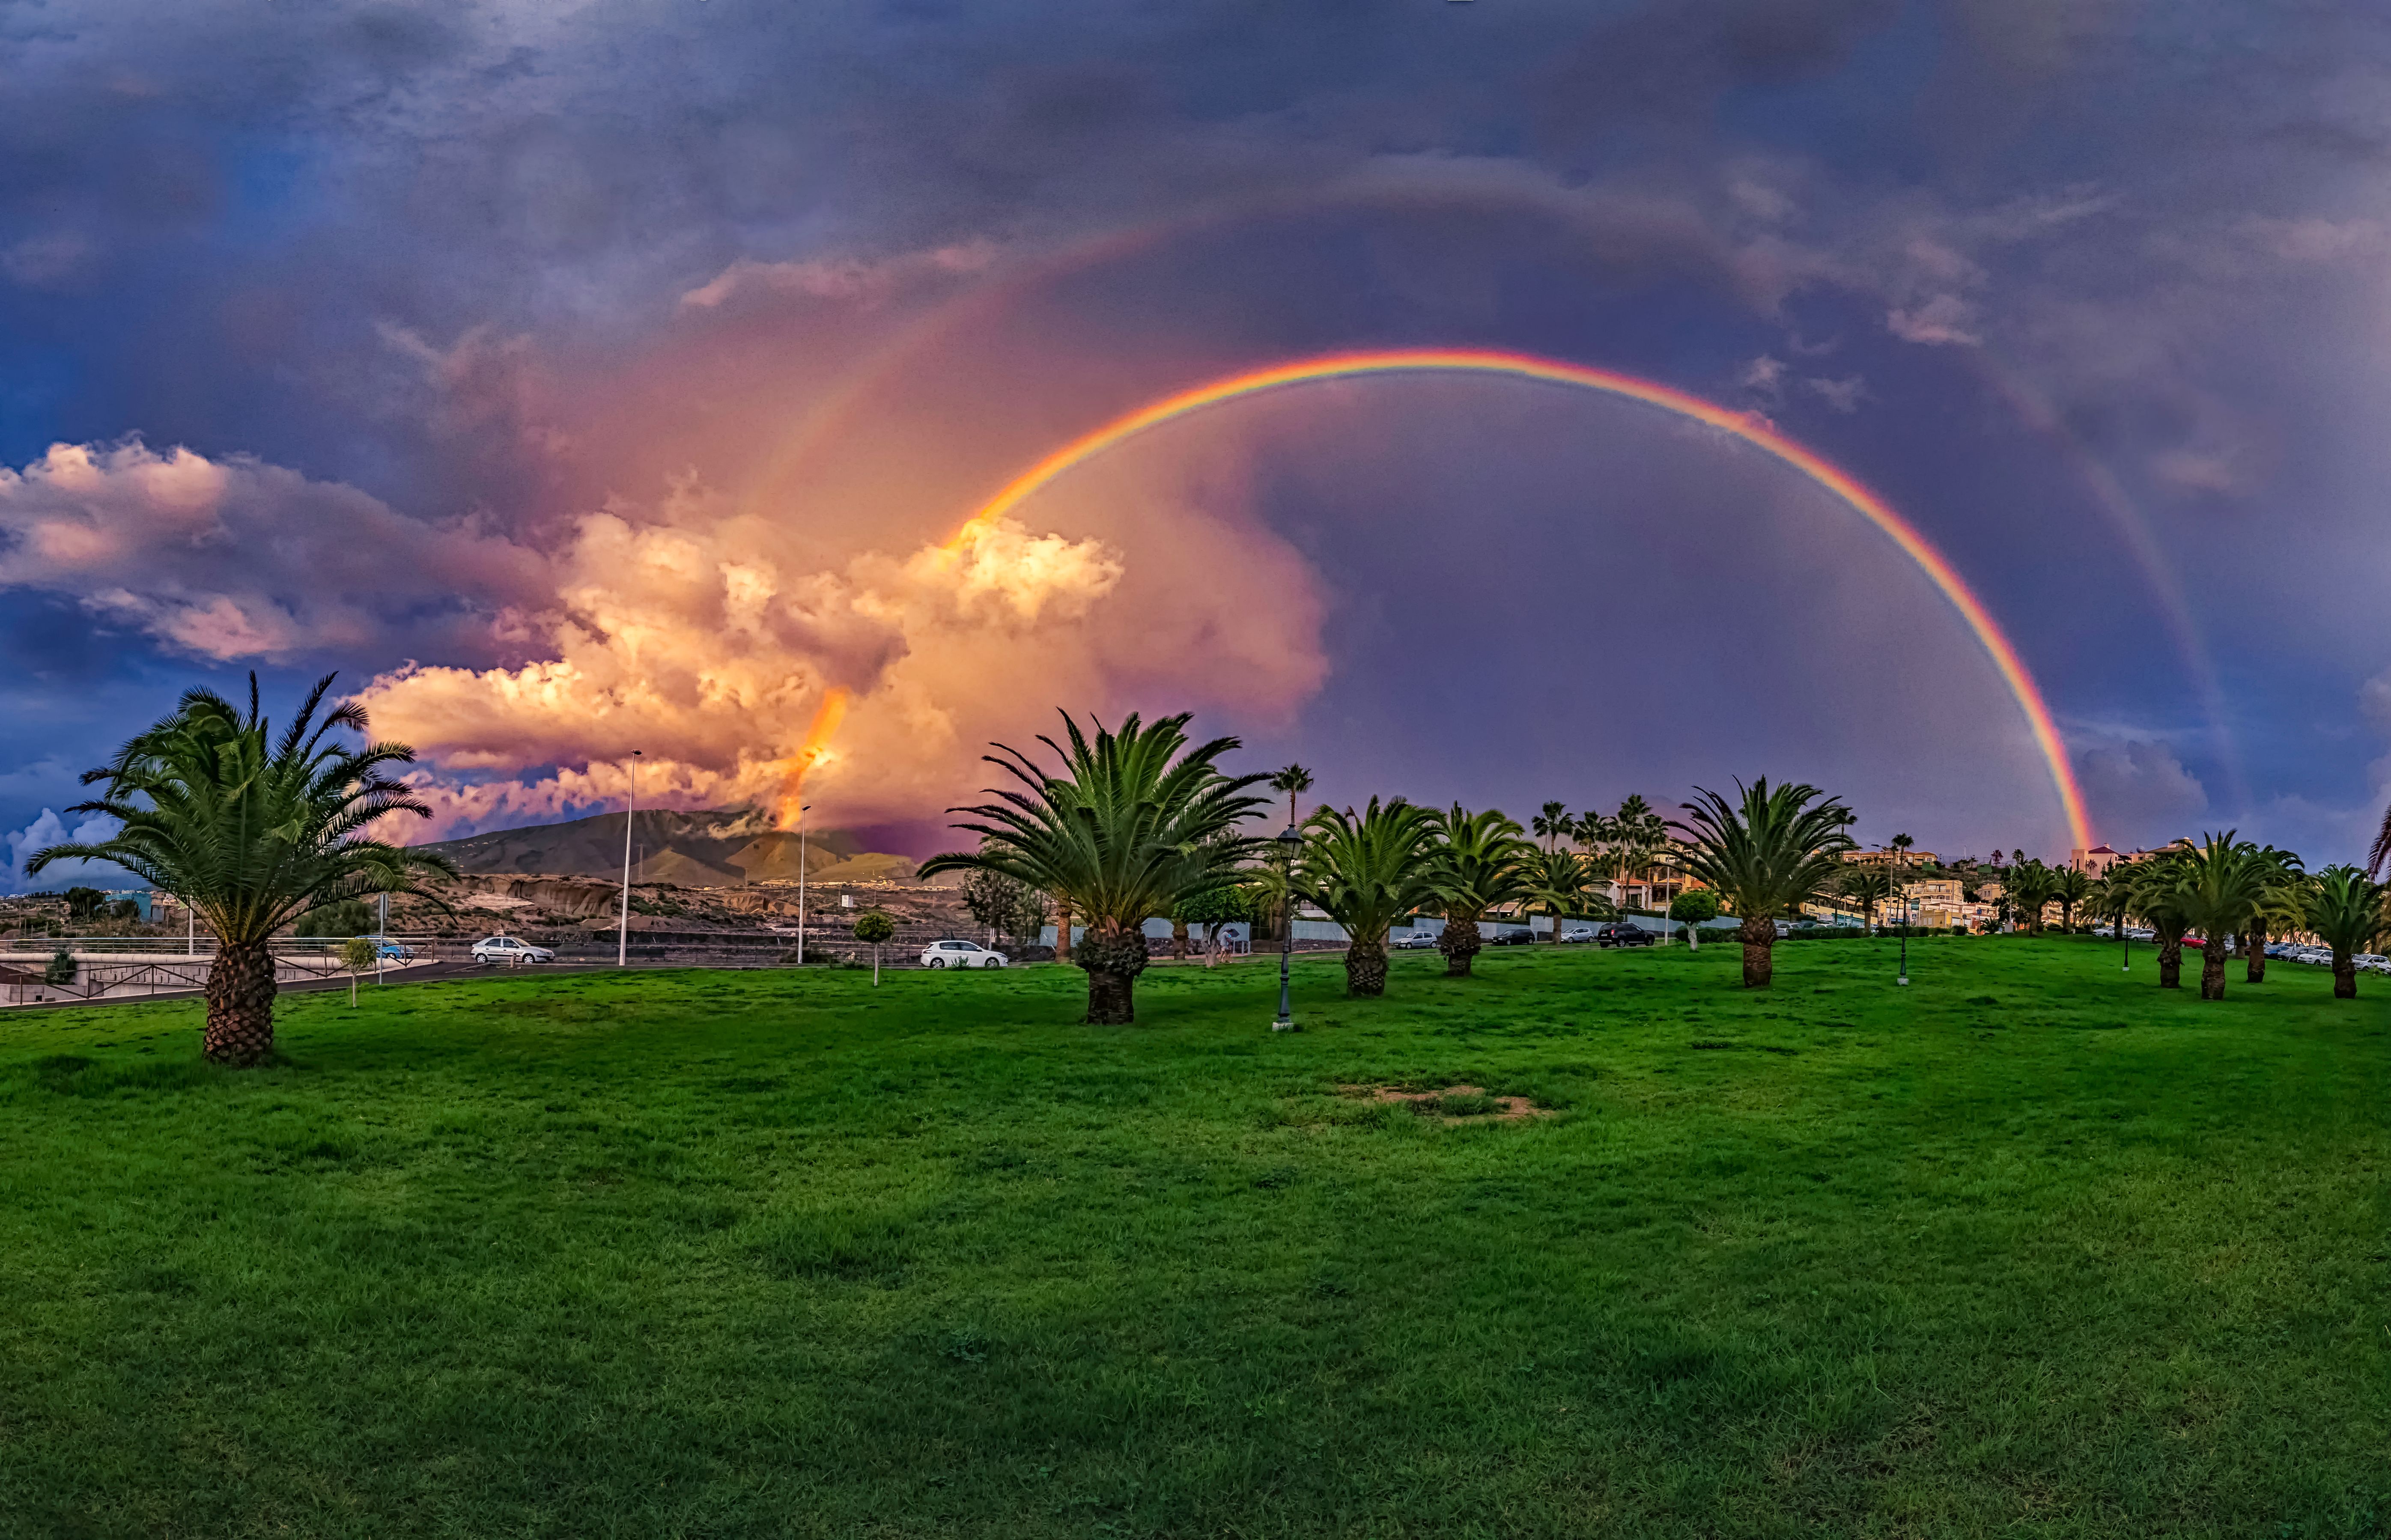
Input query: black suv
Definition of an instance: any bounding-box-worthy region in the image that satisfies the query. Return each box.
[1594,922,1655,948]
[1486,926,1535,946]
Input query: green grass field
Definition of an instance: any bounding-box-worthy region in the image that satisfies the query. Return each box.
[3,938,2386,1537]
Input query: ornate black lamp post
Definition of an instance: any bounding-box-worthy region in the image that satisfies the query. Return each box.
[1272,822,1303,1031]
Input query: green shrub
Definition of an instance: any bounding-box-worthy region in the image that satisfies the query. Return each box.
[43,947,77,985]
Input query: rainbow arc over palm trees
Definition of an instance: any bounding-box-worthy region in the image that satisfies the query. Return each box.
[932,348,2092,848]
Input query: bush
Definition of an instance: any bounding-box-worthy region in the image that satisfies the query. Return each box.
[1668,889,1720,925]
[295,900,374,938]
[44,947,77,985]
[1769,924,1965,942]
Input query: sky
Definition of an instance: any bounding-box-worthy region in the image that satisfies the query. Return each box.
[7,0,2391,887]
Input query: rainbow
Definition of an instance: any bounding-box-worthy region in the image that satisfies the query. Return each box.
[943,347,2093,849]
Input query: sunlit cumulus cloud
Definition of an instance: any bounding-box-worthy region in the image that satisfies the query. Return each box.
[353,486,1326,840]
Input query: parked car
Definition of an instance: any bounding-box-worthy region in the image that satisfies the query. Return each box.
[356,937,414,961]
[1560,926,1598,944]
[1487,926,1535,946]
[1390,930,1439,950]
[1595,922,1655,948]
[471,935,554,965]
[921,938,1008,969]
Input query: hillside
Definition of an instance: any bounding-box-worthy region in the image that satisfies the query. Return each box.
[419,807,879,885]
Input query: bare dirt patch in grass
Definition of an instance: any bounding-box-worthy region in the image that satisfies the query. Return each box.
[1339,1083,1553,1121]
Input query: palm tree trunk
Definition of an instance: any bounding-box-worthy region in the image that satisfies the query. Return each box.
[2158,937,2182,989]
[2334,951,2357,998]
[1171,915,1189,960]
[1548,904,1565,943]
[2199,936,2228,1000]
[1344,935,1388,996]
[2245,925,2266,984]
[1076,923,1147,1025]
[1437,916,1482,977]
[1055,898,1072,965]
[203,940,277,1065]
[1738,913,1775,988]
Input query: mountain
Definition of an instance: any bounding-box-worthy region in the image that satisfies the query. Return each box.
[420,807,878,885]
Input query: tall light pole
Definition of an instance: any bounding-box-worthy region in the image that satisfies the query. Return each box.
[617,749,642,967]
[1881,844,1909,986]
[796,803,813,966]
[1272,822,1303,1031]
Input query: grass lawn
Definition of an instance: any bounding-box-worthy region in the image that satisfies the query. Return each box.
[3,938,2387,1537]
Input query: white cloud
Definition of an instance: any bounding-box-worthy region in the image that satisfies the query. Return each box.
[2,808,123,894]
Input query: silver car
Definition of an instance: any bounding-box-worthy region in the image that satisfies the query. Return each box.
[471,935,555,965]
[1390,930,1440,950]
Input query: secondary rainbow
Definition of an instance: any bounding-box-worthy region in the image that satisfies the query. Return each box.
[942,347,2092,850]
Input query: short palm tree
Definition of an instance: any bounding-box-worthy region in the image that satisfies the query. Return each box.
[2051,865,2091,932]
[2005,860,2058,934]
[1520,846,1605,944]
[2121,853,2193,988]
[2241,845,2306,984]
[1670,778,1856,988]
[923,712,1268,1024]
[1425,805,1534,977]
[1293,797,1438,996]
[1838,867,1893,934]
[2303,865,2388,999]
[2171,831,2293,1000]
[27,674,455,1065]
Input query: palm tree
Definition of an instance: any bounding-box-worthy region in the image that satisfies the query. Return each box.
[2088,870,2136,962]
[1424,805,1533,977]
[27,674,455,1065]
[1520,846,1604,944]
[1838,867,1893,934]
[1586,795,1666,912]
[1532,801,1571,853]
[922,712,1268,1024]
[1670,778,1857,988]
[1890,832,1915,868]
[2170,831,2298,1000]
[2006,860,2058,934]
[2120,852,2193,988]
[1292,797,1439,996]
[2240,846,2305,984]
[2303,865,2388,999]
[1268,763,1314,833]
[2051,866,2091,932]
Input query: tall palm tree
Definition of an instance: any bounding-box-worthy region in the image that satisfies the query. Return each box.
[1532,801,1571,853]
[1268,764,1314,833]
[2303,865,2388,999]
[2240,845,2305,984]
[2051,866,2091,932]
[1890,832,1915,868]
[1838,867,1893,934]
[1595,794,1667,911]
[27,674,455,1065]
[1293,797,1438,996]
[923,712,1268,1024]
[2121,852,2194,988]
[1670,778,1857,988]
[1425,805,1533,978]
[1520,846,1604,944]
[1262,763,1315,947]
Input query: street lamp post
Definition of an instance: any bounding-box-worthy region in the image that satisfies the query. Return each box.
[796,803,813,965]
[1272,822,1303,1031]
[617,750,642,968]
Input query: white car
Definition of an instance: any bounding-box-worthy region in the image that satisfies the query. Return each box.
[921,939,1007,969]
[472,935,555,965]
[1390,930,1439,950]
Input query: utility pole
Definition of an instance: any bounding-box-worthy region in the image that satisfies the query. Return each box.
[617,750,641,967]
[796,803,813,965]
